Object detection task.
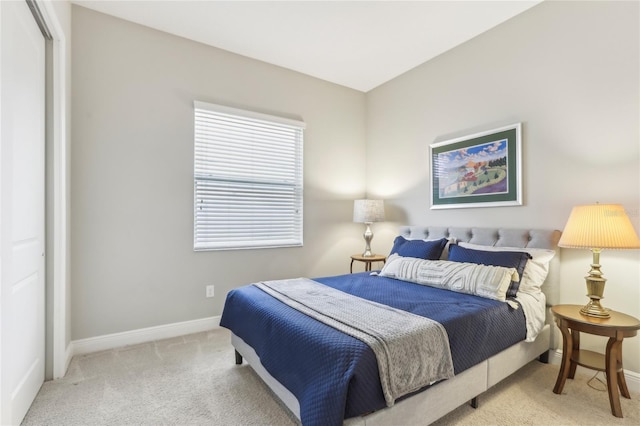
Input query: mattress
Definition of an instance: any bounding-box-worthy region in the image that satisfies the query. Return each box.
[220,271,527,426]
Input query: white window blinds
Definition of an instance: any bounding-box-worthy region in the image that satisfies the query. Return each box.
[194,101,304,250]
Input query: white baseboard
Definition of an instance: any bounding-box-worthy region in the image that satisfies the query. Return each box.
[550,349,640,395]
[68,316,221,359]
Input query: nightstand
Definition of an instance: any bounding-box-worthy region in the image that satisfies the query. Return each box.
[350,254,386,273]
[551,304,640,418]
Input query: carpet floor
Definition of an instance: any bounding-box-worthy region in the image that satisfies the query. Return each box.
[22,328,639,425]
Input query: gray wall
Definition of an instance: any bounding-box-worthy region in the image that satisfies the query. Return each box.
[71,6,367,340]
[365,0,640,372]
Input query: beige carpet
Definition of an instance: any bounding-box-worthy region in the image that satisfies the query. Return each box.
[23,328,639,425]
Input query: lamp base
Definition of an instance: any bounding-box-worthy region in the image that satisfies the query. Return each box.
[580,298,610,318]
[580,249,610,318]
[362,222,374,257]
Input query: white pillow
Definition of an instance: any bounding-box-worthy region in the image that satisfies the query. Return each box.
[458,242,556,293]
[379,253,518,303]
[378,253,403,278]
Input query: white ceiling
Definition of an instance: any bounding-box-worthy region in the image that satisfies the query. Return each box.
[73,0,542,92]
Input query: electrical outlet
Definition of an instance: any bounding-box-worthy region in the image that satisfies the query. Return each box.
[206,285,215,298]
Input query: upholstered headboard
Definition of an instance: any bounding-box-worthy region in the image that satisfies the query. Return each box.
[398,226,562,306]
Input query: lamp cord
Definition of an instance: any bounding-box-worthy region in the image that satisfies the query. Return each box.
[587,370,607,392]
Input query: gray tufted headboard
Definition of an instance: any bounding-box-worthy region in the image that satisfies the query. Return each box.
[398,226,562,306]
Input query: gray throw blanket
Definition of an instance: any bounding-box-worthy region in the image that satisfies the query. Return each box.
[255,278,454,406]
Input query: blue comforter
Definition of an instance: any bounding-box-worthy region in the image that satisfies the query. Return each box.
[220,272,526,426]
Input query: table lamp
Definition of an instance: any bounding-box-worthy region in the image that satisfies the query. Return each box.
[353,199,385,257]
[558,203,640,318]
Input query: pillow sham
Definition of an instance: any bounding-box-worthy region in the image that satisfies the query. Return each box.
[389,236,448,260]
[458,242,556,294]
[379,254,518,303]
[448,244,531,298]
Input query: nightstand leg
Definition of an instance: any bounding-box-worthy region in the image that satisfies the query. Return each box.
[616,342,630,399]
[568,329,579,379]
[605,334,623,417]
[553,318,572,394]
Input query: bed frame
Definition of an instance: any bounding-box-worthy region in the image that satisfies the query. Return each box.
[231,226,562,425]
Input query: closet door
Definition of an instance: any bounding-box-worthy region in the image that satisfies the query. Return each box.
[0,0,46,424]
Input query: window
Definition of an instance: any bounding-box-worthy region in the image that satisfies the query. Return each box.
[193,101,304,250]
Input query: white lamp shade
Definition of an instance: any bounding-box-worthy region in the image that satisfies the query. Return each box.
[558,203,640,249]
[353,199,385,223]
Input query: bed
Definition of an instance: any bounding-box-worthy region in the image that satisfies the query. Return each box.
[220,226,561,425]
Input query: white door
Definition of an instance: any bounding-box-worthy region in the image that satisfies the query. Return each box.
[0,0,46,424]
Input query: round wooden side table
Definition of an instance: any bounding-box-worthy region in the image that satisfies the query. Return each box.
[350,254,386,273]
[551,304,640,418]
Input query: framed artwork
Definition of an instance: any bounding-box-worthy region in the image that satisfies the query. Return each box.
[430,123,522,209]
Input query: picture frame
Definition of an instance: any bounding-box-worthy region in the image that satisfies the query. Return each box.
[430,123,522,209]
